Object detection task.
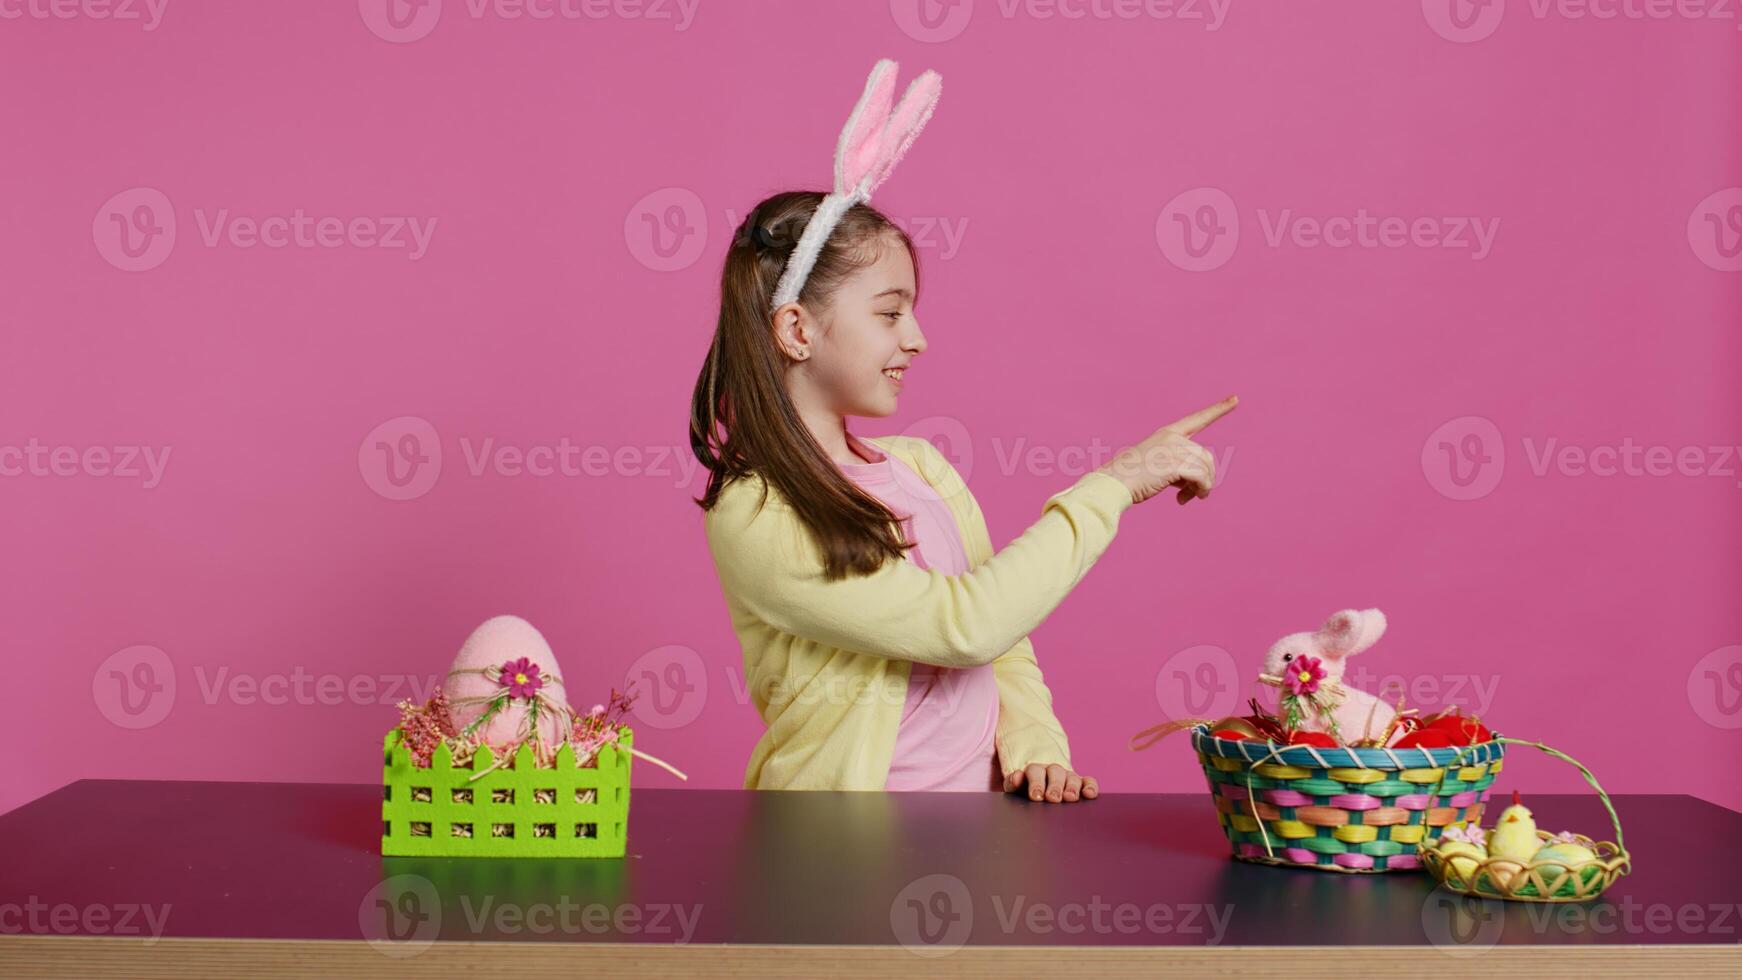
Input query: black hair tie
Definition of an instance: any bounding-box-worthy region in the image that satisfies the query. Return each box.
[750,218,781,251]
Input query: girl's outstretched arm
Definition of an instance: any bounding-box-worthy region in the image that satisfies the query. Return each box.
[703,442,1133,670]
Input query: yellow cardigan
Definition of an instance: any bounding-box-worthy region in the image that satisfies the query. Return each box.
[702,434,1135,790]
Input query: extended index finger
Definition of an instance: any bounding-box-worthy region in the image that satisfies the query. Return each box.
[1164,394,1240,436]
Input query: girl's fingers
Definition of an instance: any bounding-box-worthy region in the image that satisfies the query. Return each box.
[1028,764,1049,800]
[1008,765,1099,802]
[1044,764,1068,802]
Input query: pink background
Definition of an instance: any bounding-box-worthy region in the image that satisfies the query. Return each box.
[2,1,1739,820]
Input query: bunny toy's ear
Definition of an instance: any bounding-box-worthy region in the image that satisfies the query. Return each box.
[1316,608,1388,659]
[834,59,942,201]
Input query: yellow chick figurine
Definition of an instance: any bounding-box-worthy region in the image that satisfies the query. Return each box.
[1484,790,1540,889]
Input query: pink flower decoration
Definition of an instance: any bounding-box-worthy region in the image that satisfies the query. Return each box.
[1443,824,1487,848]
[1284,655,1327,697]
[497,657,545,700]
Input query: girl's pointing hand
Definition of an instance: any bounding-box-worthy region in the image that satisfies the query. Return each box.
[1004,763,1099,803]
[1097,394,1239,506]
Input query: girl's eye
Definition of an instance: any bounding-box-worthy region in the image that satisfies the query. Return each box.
[882,311,901,321]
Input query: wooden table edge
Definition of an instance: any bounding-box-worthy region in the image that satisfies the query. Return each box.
[1,935,1739,978]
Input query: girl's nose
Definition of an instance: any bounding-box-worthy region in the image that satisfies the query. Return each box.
[903,321,927,354]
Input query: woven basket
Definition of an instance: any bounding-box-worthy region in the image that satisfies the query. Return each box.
[1418,737,1630,902]
[1191,723,1506,872]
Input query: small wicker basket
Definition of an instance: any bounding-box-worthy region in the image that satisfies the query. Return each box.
[1417,737,1631,902]
[1191,723,1506,872]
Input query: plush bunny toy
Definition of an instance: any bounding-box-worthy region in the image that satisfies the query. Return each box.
[1260,608,1399,746]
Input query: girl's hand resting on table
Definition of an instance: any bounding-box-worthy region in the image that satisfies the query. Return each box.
[1004,764,1099,804]
[1096,394,1239,506]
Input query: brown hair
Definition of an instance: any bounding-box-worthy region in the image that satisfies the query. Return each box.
[689,190,923,580]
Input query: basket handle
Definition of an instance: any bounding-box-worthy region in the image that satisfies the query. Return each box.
[1430,736,1625,854]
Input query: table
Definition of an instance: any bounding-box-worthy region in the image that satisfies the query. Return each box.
[0,781,1737,977]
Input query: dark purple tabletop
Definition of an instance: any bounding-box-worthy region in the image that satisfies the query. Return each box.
[0,781,1735,952]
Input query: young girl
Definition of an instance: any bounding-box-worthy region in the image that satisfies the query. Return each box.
[689,62,1236,803]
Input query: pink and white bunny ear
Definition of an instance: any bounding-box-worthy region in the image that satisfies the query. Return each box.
[835,59,899,196]
[834,59,943,201]
[770,58,943,312]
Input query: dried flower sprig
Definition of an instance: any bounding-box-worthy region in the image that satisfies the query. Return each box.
[392,684,686,782]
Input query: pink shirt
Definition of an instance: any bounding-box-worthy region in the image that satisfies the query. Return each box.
[838,431,1002,792]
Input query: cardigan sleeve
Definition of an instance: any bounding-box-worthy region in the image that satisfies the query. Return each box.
[703,450,1134,670]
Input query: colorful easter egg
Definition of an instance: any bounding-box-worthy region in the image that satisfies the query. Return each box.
[1529,842,1600,893]
[445,615,573,750]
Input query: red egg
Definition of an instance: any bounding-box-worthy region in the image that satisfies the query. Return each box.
[1394,729,1454,749]
[1286,731,1340,748]
[1210,728,1252,741]
[1422,714,1493,744]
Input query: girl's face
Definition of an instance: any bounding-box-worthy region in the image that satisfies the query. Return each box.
[783,233,926,419]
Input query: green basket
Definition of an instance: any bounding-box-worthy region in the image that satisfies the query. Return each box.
[380,726,633,858]
[1191,723,1507,873]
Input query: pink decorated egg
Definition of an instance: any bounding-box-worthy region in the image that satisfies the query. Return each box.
[445,615,573,750]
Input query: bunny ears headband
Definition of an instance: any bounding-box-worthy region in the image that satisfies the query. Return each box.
[767,58,943,313]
